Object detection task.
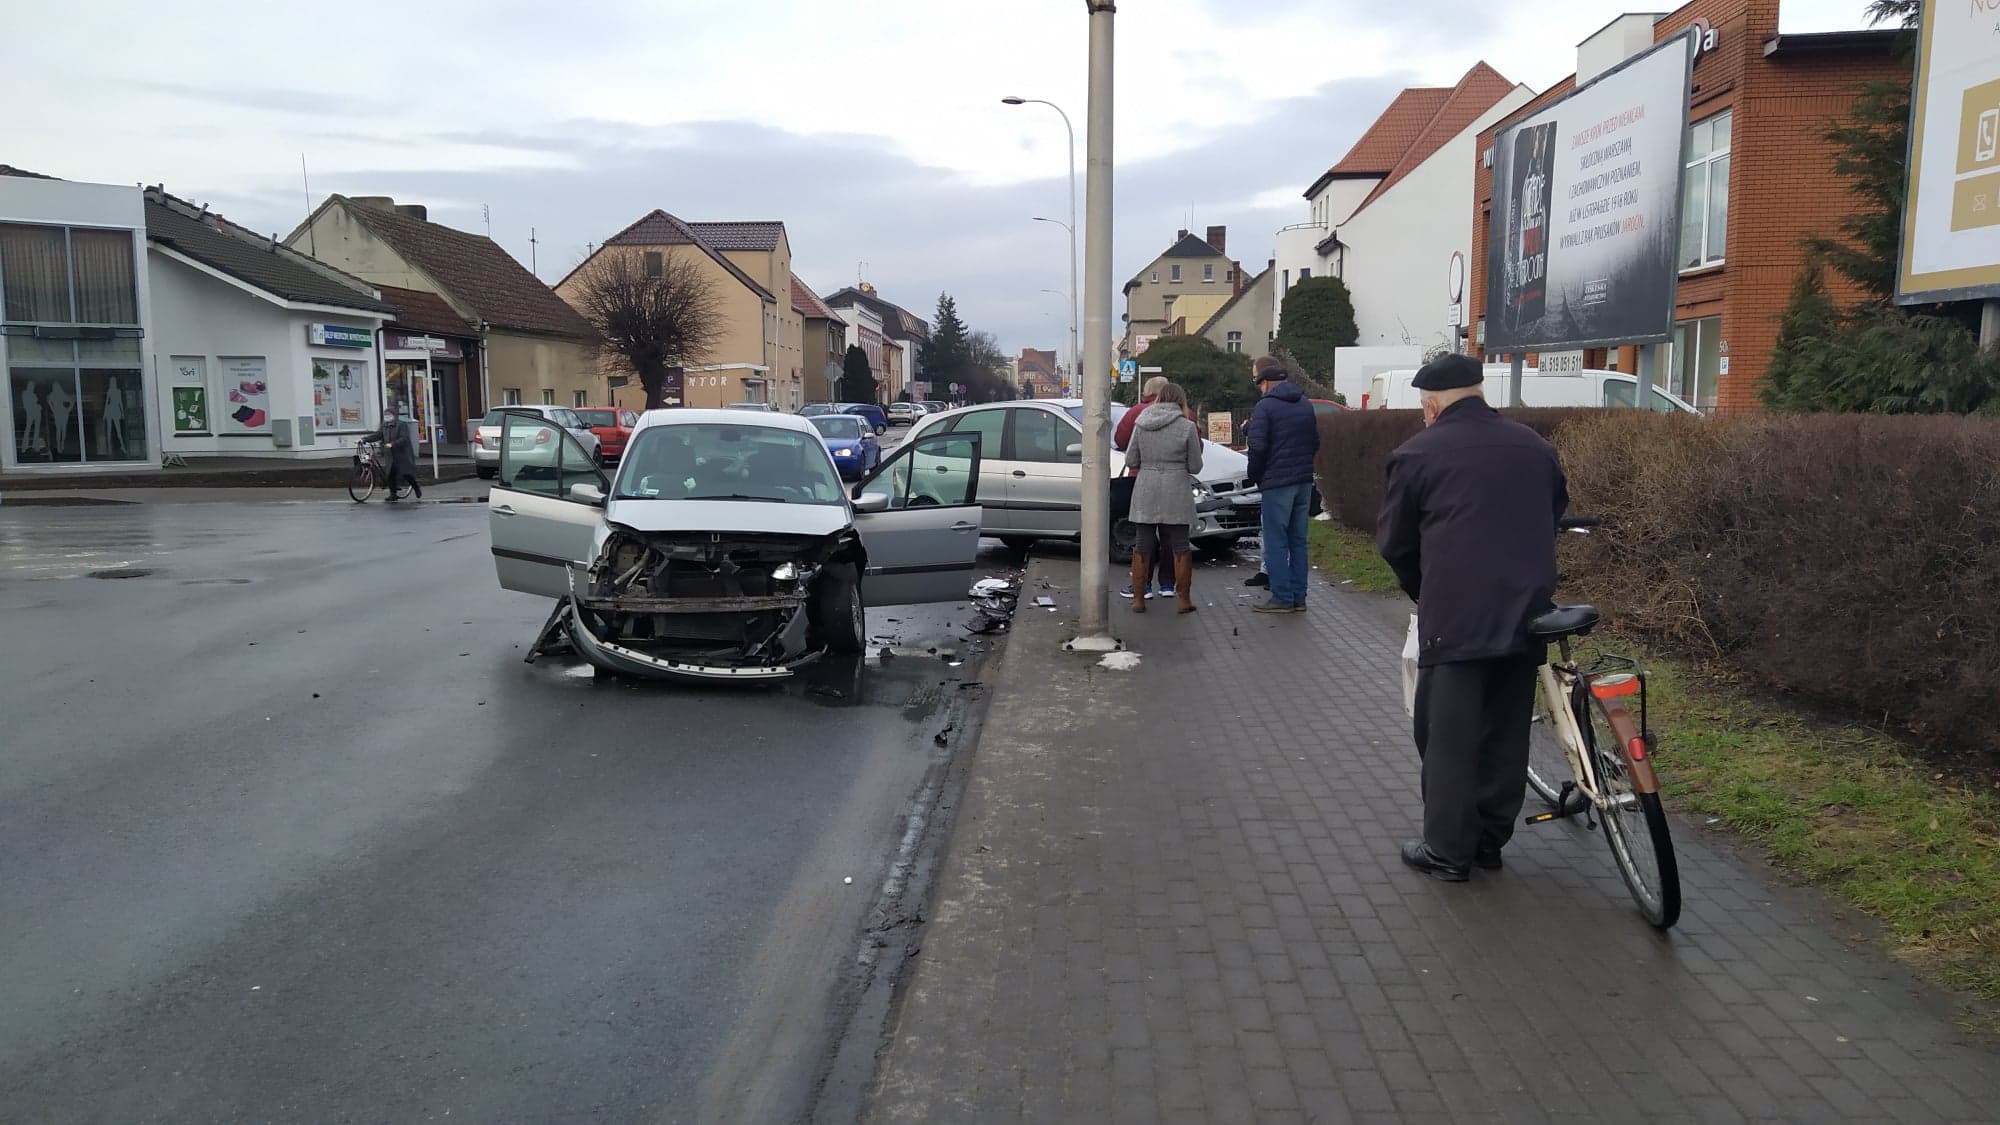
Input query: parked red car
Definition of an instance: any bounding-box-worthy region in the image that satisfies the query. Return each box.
[575,407,639,463]
[1309,397,1352,416]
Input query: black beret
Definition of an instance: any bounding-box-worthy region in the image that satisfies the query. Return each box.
[1411,353,1483,390]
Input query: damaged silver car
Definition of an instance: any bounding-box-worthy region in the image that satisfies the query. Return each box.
[487,408,984,681]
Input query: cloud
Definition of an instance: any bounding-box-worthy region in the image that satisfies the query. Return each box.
[121,80,394,118]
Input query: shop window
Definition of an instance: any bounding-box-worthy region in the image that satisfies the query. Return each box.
[1226,331,1243,353]
[8,337,146,464]
[541,388,555,405]
[503,388,522,405]
[0,223,137,325]
[643,251,663,279]
[1680,111,1731,271]
[1669,316,1722,412]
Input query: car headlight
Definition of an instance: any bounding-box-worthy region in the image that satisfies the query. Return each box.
[772,562,799,581]
[835,447,855,457]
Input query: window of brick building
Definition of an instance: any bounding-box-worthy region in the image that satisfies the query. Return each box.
[1680,111,1731,271]
[1669,316,1722,412]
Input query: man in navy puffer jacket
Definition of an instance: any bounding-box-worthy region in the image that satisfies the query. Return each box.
[1244,356,1321,613]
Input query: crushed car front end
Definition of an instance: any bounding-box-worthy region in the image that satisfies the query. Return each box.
[561,524,859,682]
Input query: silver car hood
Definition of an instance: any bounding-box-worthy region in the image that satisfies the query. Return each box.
[599,498,851,538]
[1193,442,1248,485]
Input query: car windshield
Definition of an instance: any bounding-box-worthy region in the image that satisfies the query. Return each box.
[575,409,619,428]
[1066,404,1129,426]
[810,415,865,440]
[800,404,833,416]
[614,423,845,505]
[550,409,583,428]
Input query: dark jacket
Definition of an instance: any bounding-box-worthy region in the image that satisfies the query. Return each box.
[371,418,419,480]
[1376,398,1568,666]
[1245,379,1318,489]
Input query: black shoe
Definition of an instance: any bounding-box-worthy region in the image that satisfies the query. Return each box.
[1245,571,1269,588]
[1474,848,1503,871]
[413,481,424,498]
[1400,840,1470,882]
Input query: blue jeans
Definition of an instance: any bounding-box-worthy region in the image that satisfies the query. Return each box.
[1259,483,1312,606]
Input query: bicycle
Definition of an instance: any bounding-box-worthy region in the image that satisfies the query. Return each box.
[1521,516,1682,929]
[346,440,408,504]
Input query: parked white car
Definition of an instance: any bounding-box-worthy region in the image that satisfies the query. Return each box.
[900,399,1262,561]
[1363,366,1700,413]
[472,405,603,479]
[485,408,984,681]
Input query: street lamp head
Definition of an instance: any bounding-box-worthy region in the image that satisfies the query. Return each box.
[1001,96,1026,105]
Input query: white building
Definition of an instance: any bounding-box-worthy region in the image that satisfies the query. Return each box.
[1,168,157,474]
[1272,64,1533,357]
[146,189,395,459]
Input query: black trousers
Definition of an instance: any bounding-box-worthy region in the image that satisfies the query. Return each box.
[1411,656,1540,866]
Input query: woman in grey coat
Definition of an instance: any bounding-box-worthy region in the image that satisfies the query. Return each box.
[1122,381,1204,614]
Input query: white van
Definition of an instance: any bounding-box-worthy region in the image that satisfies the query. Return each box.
[1363,365,1700,414]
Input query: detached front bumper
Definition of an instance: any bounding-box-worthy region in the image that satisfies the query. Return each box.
[566,606,815,681]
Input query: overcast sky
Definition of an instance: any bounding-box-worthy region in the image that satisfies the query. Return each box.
[7,0,1880,361]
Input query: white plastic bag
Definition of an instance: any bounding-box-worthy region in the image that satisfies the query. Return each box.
[1401,614,1421,718]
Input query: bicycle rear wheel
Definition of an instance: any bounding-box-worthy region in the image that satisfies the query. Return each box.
[1585,690,1681,929]
[1526,672,1586,814]
[347,463,377,503]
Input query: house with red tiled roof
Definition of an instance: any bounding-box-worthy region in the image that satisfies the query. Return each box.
[1272,63,1532,385]
[556,211,808,411]
[287,195,600,440]
[791,273,847,402]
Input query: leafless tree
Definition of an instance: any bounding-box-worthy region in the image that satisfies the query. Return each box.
[568,249,724,409]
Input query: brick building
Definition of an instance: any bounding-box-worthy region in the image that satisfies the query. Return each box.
[1469,0,1903,412]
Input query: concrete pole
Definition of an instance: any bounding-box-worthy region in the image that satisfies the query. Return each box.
[1635,343,1659,410]
[1072,0,1117,649]
[1507,355,1524,408]
[1981,300,2000,350]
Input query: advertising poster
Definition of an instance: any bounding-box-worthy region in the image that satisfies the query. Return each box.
[311,359,339,432]
[172,387,208,433]
[311,356,371,431]
[1897,0,2000,302]
[219,356,269,432]
[1484,32,1696,352]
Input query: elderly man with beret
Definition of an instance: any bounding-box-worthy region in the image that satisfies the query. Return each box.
[1376,354,1569,881]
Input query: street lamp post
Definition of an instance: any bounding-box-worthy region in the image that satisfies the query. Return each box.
[1039,286,1074,391]
[1032,218,1080,399]
[1002,96,1079,408]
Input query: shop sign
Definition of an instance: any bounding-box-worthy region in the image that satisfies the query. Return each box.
[383,332,464,359]
[307,324,373,349]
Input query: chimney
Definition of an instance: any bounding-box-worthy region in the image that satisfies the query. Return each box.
[394,203,429,222]
[1206,225,1227,254]
[352,196,396,212]
[1177,228,1189,242]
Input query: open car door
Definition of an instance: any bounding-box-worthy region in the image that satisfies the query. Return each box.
[488,409,609,598]
[850,431,983,605]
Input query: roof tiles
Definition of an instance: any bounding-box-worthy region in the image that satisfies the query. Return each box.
[146,190,397,314]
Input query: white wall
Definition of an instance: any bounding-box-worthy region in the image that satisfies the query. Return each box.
[1332,86,1536,354]
[0,178,156,472]
[1271,223,1328,336]
[148,251,382,459]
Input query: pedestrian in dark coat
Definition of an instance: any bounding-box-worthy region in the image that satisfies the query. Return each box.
[1123,381,1204,615]
[1376,353,1568,881]
[1244,356,1320,613]
[367,408,423,499]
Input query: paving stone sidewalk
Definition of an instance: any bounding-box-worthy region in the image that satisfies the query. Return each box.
[866,556,2000,1124]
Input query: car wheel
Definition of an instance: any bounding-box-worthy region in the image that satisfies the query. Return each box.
[809,563,866,655]
[998,535,1036,556]
[1110,518,1137,565]
[476,466,497,480]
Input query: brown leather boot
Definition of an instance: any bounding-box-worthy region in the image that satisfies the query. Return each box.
[1130,554,1150,612]
[1175,553,1196,614]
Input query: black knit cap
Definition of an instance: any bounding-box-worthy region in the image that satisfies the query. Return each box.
[1411,353,1483,390]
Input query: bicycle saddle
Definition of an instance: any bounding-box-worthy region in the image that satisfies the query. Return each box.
[1529,605,1599,640]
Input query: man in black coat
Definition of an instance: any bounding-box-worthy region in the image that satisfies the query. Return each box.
[1376,354,1568,881]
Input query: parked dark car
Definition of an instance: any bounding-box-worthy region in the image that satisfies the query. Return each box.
[837,403,889,434]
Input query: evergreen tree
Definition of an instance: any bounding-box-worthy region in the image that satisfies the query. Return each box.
[839,345,878,404]
[1273,276,1359,383]
[922,293,969,382]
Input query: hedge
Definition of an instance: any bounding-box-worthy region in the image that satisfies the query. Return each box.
[1314,408,2000,766]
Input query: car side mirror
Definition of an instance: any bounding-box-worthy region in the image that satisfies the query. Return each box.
[1063,443,1083,460]
[852,491,891,514]
[570,482,606,506]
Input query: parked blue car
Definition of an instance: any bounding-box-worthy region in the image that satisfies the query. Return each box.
[836,402,889,434]
[809,413,882,479]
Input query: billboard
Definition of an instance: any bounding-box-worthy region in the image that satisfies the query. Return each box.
[1484,32,1697,352]
[1897,0,2000,303]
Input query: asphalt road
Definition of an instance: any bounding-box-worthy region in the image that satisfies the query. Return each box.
[0,497,1000,1123]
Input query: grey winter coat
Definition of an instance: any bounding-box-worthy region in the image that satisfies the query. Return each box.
[1122,403,1204,526]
